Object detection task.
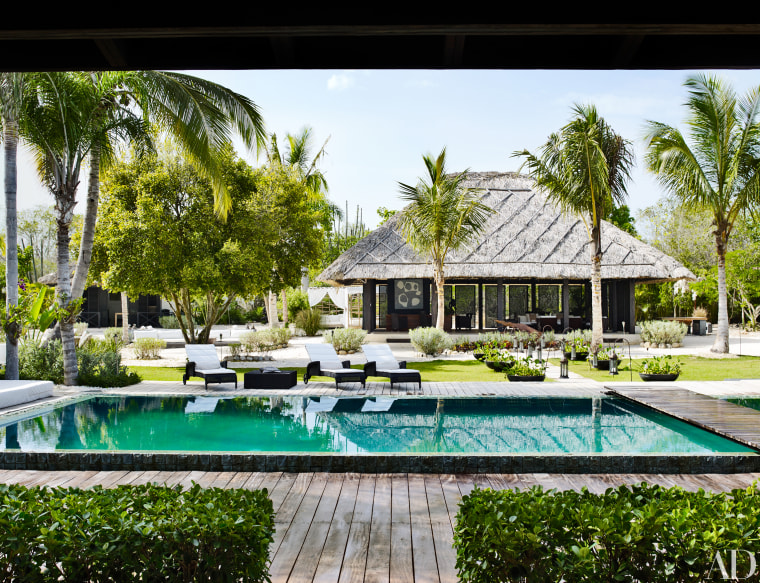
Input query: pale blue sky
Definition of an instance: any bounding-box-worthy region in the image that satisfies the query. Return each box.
[7,69,760,228]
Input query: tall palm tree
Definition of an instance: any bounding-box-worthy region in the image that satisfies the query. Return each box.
[0,73,28,379]
[515,104,634,351]
[398,148,492,330]
[645,75,760,353]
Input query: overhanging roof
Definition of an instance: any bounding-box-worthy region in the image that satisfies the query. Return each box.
[319,173,695,285]
[3,21,760,71]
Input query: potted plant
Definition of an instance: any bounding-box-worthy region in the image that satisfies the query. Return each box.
[639,355,681,381]
[482,346,516,372]
[506,357,546,382]
[590,347,612,370]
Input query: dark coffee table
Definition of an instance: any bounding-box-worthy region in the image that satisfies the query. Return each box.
[243,369,297,390]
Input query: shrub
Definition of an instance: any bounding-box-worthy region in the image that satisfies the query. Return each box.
[229,342,243,358]
[132,337,167,359]
[408,327,452,355]
[78,340,141,387]
[0,482,275,582]
[286,288,310,321]
[159,314,180,328]
[105,326,131,345]
[640,320,687,345]
[240,328,291,354]
[19,339,64,384]
[323,327,367,352]
[455,482,760,583]
[295,308,324,336]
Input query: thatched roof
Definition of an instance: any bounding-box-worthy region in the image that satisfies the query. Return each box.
[319,173,695,285]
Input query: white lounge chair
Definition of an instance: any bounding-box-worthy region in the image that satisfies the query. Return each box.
[304,344,366,389]
[183,344,237,389]
[362,344,422,390]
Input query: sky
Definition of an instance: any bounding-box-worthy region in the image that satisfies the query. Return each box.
[6,68,760,229]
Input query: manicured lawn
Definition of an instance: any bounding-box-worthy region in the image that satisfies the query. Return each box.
[131,360,506,383]
[549,355,760,382]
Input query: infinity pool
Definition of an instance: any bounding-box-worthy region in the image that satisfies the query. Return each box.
[0,395,752,454]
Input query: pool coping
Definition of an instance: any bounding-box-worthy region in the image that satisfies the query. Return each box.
[1,392,759,474]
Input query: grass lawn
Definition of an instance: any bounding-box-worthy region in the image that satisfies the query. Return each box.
[130,360,507,384]
[549,355,760,382]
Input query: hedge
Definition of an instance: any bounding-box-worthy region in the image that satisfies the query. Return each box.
[0,482,275,582]
[455,482,760,582]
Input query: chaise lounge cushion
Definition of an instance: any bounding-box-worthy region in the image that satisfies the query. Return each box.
[0,380,55,410]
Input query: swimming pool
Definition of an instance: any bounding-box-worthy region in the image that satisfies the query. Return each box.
[0,395,752,455]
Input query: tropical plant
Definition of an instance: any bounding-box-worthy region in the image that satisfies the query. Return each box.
[515,104,634,351]
[398,148,493,329]
[295,308,323,336]
[507,357,546,377]
[644,74,760,353]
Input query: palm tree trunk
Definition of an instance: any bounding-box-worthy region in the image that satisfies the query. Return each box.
[70,145,100,300]
[55,200,78,385]
[4,120,19,380]
[712,232,730,353]
[434,261,446,330]
[590,224,603,352]
[281,289,288,325]
[267,290,280,328]
[121,291,129,344]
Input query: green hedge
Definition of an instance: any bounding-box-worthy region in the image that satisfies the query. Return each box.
[455,482,760,583]
[0,482,275,582]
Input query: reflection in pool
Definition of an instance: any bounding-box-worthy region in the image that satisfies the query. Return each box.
[0,395,753,454]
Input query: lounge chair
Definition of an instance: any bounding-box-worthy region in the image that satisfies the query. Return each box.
[304,344,366,388]
[362,344,421,390]
[183,344,238,389]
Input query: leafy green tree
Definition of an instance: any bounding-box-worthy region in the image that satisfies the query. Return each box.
[515,104,634,351]
[93,151,322,344]
[377,206,398,225]
[398,148,493,330]
[645,74,760,353]
[607,205,638,237]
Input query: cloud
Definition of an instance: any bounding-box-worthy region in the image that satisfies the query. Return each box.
[327,74,355,91]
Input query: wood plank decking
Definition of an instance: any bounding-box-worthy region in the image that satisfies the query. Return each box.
[1,469,759,582]
[609,385,760,449]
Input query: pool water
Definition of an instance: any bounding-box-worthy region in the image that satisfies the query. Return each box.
[0,395,753,454]
[728,397,760,412]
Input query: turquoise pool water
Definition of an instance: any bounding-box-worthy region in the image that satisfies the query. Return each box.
[0,395,753,454]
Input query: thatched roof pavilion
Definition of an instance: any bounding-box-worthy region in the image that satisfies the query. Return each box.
[319,172,694,333]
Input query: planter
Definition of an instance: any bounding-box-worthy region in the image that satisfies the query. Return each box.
[485,361,510,372]
[564,351,589,362]
[595,360,610,370]
[473,352,486,361]
[639,373,679,382]
[507,374,545,382]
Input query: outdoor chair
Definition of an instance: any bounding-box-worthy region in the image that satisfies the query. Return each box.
[362,344,422,390]
[304,344,366,389]
[183,344,238,389]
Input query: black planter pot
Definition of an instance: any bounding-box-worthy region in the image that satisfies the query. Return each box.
[473,352,486,361]
[507,374,546,382]
[639,373,679,382]
[563,351,589,362]
[595,360,611,370]
[485,360,509,372]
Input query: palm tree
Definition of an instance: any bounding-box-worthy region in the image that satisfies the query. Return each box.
[0,73,28,379]
[645,74,760,353]
[514,104,634,351]
[398,148,493,330]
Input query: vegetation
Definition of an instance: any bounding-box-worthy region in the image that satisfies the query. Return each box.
[0,482,274,582]
[408,327,452,355]
[455,482,760,583]
[323,328,367,352]
[239,329,291,355]
[639,320,688,346]
[516,104,634,352]
[645,74,760,353]
[295,308,324,336]
[640,354,682,376]
[132,338,167,360]
[398,148,493,329]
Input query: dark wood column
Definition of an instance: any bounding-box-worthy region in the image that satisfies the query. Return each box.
[362,280,376,332]
[629,280,636,332]
[562,279,570,331]
[496,282,505,322]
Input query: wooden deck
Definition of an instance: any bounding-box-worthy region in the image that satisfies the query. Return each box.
[1,469,759,582]
[609,385,760,449]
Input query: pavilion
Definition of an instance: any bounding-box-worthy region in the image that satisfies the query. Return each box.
[318,172,695,333]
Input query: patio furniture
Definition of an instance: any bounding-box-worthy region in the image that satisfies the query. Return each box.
[495,319,540,334]
[183,344,238,389]
[0,380,54,410]
[304,344,366,388]
[244,369,297,390]
[362,344,422,390]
